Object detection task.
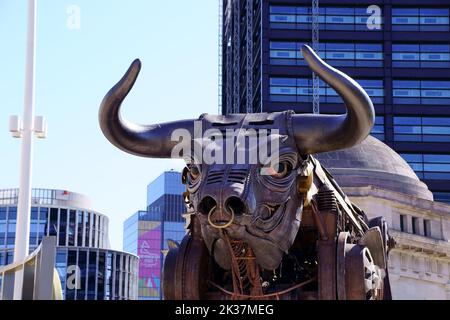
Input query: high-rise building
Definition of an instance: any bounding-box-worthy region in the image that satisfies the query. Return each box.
[0,188,138,300]
[123,171,186,300]
[220,0,450,204]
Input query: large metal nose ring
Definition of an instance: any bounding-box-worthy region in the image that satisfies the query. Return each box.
[207,206,235,229]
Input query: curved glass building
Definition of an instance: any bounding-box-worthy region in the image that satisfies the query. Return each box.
[0,188,138,300]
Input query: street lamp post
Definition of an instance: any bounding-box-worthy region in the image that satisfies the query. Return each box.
[8,0,47,300]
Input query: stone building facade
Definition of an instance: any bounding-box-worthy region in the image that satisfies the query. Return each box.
[317,136,450,300]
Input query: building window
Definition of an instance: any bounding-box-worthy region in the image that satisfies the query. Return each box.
[55,249,67,299]
[423,219,431,237]
[115,254,121,299]
[0,220,5,247]
[77,250,87,300]
[269,6,383,31]
[30,207,39,247]
[392,44,450,68]
[49,208,58,236]
[105,252,113,299]
[97,252,106,300]
[59,209,67,246]
[393,80,450,105]
[400,214,407,232]
[270,41,383,67]
[373,116,385,141]
[411,217,419,234]
[8,207,17,220]
[87,251,97,300]
[92,214,97,248]
[68,210,76,246]
[38,207,48,244]
[401,153,450,181]
[270,77,384,104]
[6,252,13,264]
[7,208,16,248]
[434,192,450,204]
[77,210,84,247]
[85,212,91,247]
[392,8,450,32]
[65,250,77,300]
[394,117,450,143]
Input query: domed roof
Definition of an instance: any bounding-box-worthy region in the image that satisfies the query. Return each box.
[315,136,433,201]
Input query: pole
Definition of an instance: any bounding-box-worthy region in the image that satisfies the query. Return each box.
[13,0,37,300]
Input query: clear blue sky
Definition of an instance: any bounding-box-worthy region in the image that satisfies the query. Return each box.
[0,0,218,250]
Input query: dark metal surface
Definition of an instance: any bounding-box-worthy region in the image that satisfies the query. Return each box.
[314,187,338,300]
[359,227,386,269]
[344,244,382,300]
[292,45,375,154]
[98,59,195,158]
[99,47,391,300]
[336,232,350,300]
[163,234,210,299]
[368,216,394,300]
[98,46,374,159]
[162,246,178,300]
[337,231,387,300]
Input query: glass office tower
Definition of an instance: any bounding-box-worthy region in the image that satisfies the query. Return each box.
[123,171,186,300]
[0,188,138,300]
[220,0,450,204]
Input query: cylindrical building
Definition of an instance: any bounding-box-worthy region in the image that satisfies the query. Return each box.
[0,188,138,300]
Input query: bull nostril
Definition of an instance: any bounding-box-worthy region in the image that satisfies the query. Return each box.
[225,197,246,216]
[198,196,217,215]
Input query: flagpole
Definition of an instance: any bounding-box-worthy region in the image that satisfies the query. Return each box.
[13,0,37,300]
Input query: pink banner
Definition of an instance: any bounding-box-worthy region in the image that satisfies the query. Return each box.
[138,222,161,298]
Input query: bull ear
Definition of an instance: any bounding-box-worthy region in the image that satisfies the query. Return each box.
[99,60,195,158]
[291,45,375,154]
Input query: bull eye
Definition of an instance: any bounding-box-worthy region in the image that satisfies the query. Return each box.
[188,165,201,181]
[267,161,292,179]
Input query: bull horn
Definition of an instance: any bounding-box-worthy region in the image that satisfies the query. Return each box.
[99,59,194,158]
[292,45,375,154]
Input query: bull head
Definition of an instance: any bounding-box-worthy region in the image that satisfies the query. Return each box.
[99,45,374,271]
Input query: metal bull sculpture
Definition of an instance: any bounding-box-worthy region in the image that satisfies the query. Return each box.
[99,45,394,300]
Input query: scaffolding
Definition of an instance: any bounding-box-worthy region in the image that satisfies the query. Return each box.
[232,0,240,113]
[218,0,223,114]
[222,0,261,114]
[312,0,320,114]
[246,0,253,113]
[225,1,233,115]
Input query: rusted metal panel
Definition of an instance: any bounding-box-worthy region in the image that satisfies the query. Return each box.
[317,240,336,300]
